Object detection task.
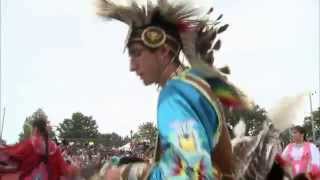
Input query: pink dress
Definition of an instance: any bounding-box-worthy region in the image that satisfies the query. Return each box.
[282,142,320,178]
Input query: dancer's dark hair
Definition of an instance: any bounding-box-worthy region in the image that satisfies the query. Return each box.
[32,118,49,164]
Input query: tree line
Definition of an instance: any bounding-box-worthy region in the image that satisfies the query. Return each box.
[18,109,157,149]
[19,106,320,148]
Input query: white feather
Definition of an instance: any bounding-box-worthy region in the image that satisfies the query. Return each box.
[267,94,306,132]
[233,120,246,138]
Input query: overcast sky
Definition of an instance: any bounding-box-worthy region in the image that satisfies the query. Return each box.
[1,0,319,144]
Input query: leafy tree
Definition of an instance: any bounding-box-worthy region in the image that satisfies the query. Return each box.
[19,117,33,141]
[97,132,126,148]
[303,107,320,141]
[136,122,157,145]
[279,129,291,148]
[57,112,99,145]
[123,135,131,145]
[225,105,268,136]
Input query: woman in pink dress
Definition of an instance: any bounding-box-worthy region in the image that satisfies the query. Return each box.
[282,125,320,178]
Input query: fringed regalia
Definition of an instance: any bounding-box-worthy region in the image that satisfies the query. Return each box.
[95,0,252,179]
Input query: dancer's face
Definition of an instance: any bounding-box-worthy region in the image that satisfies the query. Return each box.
[292,129,304,143]
[128,43,162,85]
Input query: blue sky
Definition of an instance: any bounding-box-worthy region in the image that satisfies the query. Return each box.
[1,0,319,143]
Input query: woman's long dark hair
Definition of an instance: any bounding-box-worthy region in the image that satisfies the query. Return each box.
[32,118,49,164]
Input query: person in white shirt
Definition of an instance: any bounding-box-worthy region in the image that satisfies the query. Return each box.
[282,125,320,178]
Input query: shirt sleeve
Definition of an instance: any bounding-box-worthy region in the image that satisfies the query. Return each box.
[1,140,32,161]
[310,144,320,167]
[152,80,219,179]
[116,79,220,180]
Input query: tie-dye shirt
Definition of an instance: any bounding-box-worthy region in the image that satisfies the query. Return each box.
[148,69,223,180]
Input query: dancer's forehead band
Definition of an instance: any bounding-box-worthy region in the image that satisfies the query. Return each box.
[128,26,180,53]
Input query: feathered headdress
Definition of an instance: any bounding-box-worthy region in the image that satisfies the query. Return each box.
[96,0,227,64]
[96,0,252,110]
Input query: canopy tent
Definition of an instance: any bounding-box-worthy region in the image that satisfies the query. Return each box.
[118,143,131,151]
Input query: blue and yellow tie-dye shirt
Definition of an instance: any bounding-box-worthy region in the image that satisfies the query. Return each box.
[149,69,223,180]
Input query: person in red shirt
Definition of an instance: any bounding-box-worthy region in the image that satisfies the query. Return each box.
[0,118,79,180]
